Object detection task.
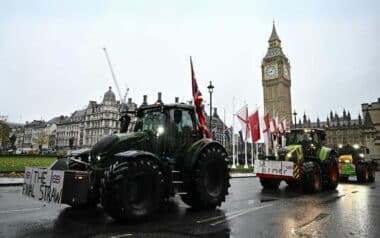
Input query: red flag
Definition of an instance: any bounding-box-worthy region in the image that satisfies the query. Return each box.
[190,57,211,138]
[249,110,261,142]
[262,113,270,136]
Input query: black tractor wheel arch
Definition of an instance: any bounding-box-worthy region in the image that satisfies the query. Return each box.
[101,156,164,220]
[260,178,281,189]
[181,143,230,209]
[301,162,322,193]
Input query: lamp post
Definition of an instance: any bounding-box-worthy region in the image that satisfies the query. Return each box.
[207,81,214,130]
[293,110,297,128]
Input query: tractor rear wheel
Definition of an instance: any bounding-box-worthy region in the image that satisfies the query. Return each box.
[323,158,339,190]
[260,178,281,189]
[181,145,230,209]
[301,162,322,193]
[102,157,164,220]
[356,163,369,183]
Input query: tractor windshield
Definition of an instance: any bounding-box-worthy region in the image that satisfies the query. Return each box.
[286,130,321,146]
[134,109,165,135]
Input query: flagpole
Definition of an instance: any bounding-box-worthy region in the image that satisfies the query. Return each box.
[232,96,236,169]
[251,141,254,167]
[244,103,248,169]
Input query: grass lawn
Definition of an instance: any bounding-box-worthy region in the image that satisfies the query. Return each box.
[0,157,56,172]
[229,164,254,173]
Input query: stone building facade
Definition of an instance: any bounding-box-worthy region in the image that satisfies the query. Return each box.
[297,110,365,148]
[55,87,137,149]
[262,23,292,123]
[362,98,380,160]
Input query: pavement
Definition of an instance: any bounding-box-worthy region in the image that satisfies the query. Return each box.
[0,173,255,186]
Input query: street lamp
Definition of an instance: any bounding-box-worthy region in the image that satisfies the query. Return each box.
[293,110,297,128]
[207,81,214,130]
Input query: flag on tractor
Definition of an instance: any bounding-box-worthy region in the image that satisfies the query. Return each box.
[190,57,211,138]
[236,104,250,141]
[248,109,260,143]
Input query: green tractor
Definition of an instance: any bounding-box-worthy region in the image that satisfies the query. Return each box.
[22,95,230,220]
[337,144,376,183]
[255,129,339,193]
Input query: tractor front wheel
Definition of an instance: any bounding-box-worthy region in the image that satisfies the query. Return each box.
[181,145,230,209]
[357,163,369,183]
[369,168,376,183]
[323,158,339,190]
[301,162,322,193]
[101,157,164,220]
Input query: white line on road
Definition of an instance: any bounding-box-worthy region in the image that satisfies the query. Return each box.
[210,204,273,226]
[196,208,247,224]
[0,207,41,214]
[109,233,133,238]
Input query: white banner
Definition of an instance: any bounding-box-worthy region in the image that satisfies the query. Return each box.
[22,167,65,204]
[254,160,294,177]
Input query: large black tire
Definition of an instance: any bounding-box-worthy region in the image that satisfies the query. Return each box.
[301,162,322,193]
[181,145,230,209]
[369,167,376,183]
[101,157,164,220]
[322,157,339,190]
[356,163,369,183]
[260,178,281,189]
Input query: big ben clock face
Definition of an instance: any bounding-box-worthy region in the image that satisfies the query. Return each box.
[266,65,276,77]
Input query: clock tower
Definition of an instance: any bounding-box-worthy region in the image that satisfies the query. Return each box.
[262,22,292,124]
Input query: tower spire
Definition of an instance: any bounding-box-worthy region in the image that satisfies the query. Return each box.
[269,21,280,42]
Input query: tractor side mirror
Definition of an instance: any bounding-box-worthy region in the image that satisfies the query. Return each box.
[366,148,370,154]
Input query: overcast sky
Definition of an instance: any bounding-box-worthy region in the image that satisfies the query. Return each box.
[1,0,379,127]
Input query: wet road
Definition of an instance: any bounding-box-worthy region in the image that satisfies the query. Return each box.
[0,172,379,238]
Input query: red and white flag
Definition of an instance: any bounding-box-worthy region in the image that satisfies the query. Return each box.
[190,57,211,138]
[236,104,250,141]
[280,119,287,132]
[262,113,270,136]
[248,109,260,143]
[270,115,279,133]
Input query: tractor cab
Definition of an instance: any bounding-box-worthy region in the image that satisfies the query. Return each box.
[133,103,202,158]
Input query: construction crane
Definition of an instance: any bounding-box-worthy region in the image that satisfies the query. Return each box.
[102,47,128,104]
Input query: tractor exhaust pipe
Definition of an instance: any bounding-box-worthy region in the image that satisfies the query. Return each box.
[142,95,147,105]
[175,97,179,103]
[156,92,163,104]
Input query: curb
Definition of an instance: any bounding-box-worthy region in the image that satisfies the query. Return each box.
[230,173,256,178]
[0,178,24,187]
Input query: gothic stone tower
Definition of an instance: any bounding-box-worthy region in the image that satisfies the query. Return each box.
[262,23,292,124]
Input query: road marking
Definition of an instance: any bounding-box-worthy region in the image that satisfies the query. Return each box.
[291,213,330,236]
[109,233,133,238]
[0,207,41,214]
[210,204,273,226]
[197,208,247,223]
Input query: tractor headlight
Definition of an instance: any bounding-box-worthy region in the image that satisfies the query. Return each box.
[359,153,364,158]
[97,155,101,161]
[156,126,164,137]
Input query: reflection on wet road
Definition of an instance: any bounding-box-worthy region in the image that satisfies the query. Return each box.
[0,172,379,237]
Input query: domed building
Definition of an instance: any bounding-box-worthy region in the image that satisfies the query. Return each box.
[56,87,137,149]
